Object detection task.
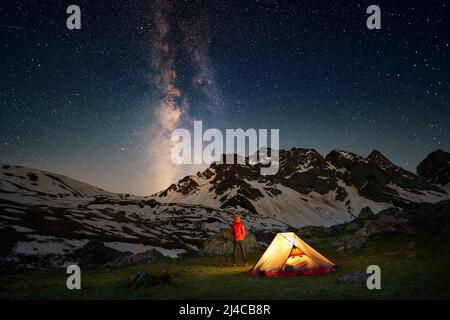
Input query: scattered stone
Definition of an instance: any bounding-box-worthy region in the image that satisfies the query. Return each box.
[337,272,368,284]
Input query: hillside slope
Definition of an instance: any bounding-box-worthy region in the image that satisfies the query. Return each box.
[0,165,286,271]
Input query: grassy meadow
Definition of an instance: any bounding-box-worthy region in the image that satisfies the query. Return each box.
[1,233,449,300]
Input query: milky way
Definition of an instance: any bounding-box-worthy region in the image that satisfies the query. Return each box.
[147,0,188,192]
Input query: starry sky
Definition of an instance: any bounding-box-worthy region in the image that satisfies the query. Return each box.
[1,0,449,195]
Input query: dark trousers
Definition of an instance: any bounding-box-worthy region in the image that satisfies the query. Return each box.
[233,240,247,265]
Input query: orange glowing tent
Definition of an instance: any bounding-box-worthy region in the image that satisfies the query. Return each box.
[249,232,336,276]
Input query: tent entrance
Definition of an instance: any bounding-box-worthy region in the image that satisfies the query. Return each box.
[289,246,303,257]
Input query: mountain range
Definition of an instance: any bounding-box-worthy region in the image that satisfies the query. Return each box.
[1,148,449,270]
[154,148,450,226]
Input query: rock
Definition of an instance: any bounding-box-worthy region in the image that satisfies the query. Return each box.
[252,230,278,246]
[201,229,258,256]
[345,236,365,252]
[335,186,348,201]
[337,272,368,284]
[352,214,412,241]
[344,222,360,232]
[73,240,125,265]
[332,235,365,254]
[357,207,374,220]
[335,210,414,254]
[112,249,163,266]
[336,246,347,254]
[363,215,412,236]
[354,228,370,238]
[131,271,172,289]
[297,226,331,238]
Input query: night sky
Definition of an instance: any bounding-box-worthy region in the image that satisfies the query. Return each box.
[1,0,449,195]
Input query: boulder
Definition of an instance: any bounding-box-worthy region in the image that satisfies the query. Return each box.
[73,240,125,265]
[201,228,258,256]
[332,235,365,254]
[337,272,368,284]
[112,249,163,266]
[349,213,412,245]
[363,215,412,237]
[334,211,414,254]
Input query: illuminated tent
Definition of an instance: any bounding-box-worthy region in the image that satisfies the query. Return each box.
[249,232,336,276]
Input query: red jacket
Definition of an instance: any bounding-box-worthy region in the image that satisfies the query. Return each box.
[230,215,246,241]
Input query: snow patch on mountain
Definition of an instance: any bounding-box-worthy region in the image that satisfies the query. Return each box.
[14,235,88,256]
[386,183,448,203]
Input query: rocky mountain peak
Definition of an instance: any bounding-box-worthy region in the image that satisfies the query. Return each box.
[417,149,450,185]
[325,149,367,168]
[367,149,387,161]
[367,149,398,171]
[277,148,324,177]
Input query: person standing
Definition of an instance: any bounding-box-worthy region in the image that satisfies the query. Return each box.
[230,215,248,267]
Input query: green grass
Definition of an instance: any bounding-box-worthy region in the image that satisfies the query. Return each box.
[1,234,449,300]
